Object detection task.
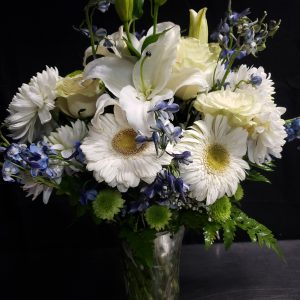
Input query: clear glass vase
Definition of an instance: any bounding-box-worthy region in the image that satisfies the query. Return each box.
[121,226,185,300]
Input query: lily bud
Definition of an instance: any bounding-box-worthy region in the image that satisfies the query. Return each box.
[189,8,208,43]
[115,0,134,22]
[154,0,167,6]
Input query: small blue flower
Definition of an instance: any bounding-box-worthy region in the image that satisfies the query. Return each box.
[80,189,98,205]
[171,151,193,165]
[285,118,300,142]
[250,74,262,86]
[97,0,115,13]
[228,8,251,24]
[141,169,189,205]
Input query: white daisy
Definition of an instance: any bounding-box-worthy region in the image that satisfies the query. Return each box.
[80,111,172,192]
[46,119,88,158]
[5,66,60,143]
[174,114,249,205]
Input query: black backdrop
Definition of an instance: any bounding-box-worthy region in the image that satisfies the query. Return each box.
[0,0,300,281]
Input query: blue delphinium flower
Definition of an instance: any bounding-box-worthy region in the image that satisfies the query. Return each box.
[141,169,189,207]
[80,189,98,205]
[285,118,300,142]
[97,0,115,13]
[64,141,86,164]
[171,151,193,166]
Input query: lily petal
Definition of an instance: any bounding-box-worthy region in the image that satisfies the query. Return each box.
[91,94,119,130]
[119,85,155,135]
[167,68,209,100]
[133,25,180,99]
[84,56,134,98]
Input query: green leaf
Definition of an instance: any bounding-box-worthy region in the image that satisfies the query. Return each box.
[231,206,284,259]
[92,189,125,221]
[234,184,244,201]
[120,228,156,267]
[222,219,236,249]
[249,161,275,172]
[203,223,221,249]
[246,169,271,184]
[145,205,171,231]
[133,0,144,19]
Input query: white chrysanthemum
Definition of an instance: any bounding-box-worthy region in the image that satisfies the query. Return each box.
[226,65,275,102]
[5,66,60,143]
[81,113,172,192]
[174,114,249,205]
[46,119,88,158]
[247,101,287,164]
[194,89,261,127]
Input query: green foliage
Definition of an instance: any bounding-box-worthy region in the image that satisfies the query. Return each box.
[203,222,221,249]
[234,184,244,201]
[210,196,232,223]
[246,169,271,184]
[249,161,275,172]
[231,206,283,258]
[92,189,125,221]
[179,210,206,231]
[222,219,236,249]
[56,175,81,205]
[145,205,171,231]
[120,227,156,267]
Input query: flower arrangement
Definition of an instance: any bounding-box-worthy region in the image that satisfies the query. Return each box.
[1,0,300,298]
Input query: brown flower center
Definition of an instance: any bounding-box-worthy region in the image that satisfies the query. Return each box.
[112,129,148,156]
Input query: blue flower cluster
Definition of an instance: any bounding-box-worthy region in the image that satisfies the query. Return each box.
[80,188,97,205]
[211,3,280,63]
[141,169,189,206]
[285,118,300,143]
[1,142,62,183]
[136,99,182,153]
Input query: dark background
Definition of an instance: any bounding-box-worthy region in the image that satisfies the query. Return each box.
[0,0,300,299]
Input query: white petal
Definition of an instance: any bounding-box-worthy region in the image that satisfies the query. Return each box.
[133,25,180,98]
[84,56,134,98]
[167,68,209,100]
[91,94,119,130]
[119,85,155,135]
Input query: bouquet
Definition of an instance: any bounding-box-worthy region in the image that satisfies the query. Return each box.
[1,0,299,298]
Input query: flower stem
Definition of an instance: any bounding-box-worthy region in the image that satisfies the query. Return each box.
[85,7,96,58]
[220,50,241,87]
[153,5,159,35]
[124,22,141,58]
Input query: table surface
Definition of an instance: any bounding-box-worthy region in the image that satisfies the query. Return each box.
[1,240,299,299]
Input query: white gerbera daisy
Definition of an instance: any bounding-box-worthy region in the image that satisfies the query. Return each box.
[174,114,249,205]
[5,66,60,143]
[81,112,172,192]
[46,119,88,158]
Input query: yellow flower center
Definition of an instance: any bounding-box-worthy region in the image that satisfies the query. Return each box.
[112,129,147,156]
[205,143,229,172]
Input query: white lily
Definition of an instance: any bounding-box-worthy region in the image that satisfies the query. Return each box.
[84,23,203,136]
